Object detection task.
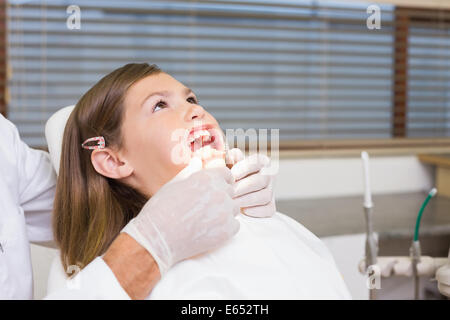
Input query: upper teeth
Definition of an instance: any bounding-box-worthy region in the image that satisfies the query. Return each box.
[189,130,211,144]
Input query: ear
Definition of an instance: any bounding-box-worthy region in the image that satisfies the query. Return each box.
[90,149,134,179]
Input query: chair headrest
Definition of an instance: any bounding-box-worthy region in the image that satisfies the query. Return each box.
[44,105,75,175]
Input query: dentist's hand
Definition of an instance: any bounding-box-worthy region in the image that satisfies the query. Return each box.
[227,148,276,218]
[122,157,240,276]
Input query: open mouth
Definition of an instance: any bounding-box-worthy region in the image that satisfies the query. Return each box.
[187,124,226,167]
[188,125,224,153]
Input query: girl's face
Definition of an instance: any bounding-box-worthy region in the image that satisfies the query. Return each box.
[119,72,225,197]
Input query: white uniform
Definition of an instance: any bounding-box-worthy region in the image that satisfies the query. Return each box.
[0,114,130,299]
[48,213,352,299]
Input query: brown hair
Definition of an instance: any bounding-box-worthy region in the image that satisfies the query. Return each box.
[53,63,162,272]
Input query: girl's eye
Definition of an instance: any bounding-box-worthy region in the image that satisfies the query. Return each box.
[153,100,167,112]
[187,96,198,104]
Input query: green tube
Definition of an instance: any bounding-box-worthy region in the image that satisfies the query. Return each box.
[414,188,437,241]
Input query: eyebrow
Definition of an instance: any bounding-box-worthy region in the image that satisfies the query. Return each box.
[141,87,194,107]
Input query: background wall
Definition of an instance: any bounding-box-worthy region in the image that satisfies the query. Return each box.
[275,155,433,200]
[30,154,434,299]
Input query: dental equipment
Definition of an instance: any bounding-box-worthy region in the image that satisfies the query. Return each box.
[357,171,448,299]
[361,151,378,300]
[436,248,450,297]
[411,188,437,300]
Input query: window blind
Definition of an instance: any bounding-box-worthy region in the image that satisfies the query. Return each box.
[8,0,396,147]
[407,18,450,137]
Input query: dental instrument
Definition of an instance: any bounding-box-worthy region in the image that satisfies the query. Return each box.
[361,151,378,300]
[411,188,437,300]
[357,167,449,299]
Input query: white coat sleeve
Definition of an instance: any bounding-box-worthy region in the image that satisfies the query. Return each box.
[6,115,57,243]
[44,257,131,300]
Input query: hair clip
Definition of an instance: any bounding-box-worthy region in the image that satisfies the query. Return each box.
[81,136,106,150]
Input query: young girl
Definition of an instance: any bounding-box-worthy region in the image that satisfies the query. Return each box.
[48,63,351,299]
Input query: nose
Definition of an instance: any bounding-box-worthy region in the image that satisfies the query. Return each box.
[184,103,206,122]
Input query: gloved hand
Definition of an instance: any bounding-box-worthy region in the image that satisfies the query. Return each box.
[227,148,276,218]
[121,157,240,276]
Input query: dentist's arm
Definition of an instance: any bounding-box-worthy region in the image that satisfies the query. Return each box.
[118,158,239,299]
[2,113,56,246]
[102,233,160,300]
[121,157,239,281]
[46,233,159,300]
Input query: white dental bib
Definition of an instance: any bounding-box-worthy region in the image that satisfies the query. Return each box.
[149,212,351,299]
[47,212,351,299]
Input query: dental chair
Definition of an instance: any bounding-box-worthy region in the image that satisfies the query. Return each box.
[45,105,75,174]
[44,106,75,295]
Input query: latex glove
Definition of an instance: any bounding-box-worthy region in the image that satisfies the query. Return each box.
[122,157,240,276]
[227,148,276,218]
